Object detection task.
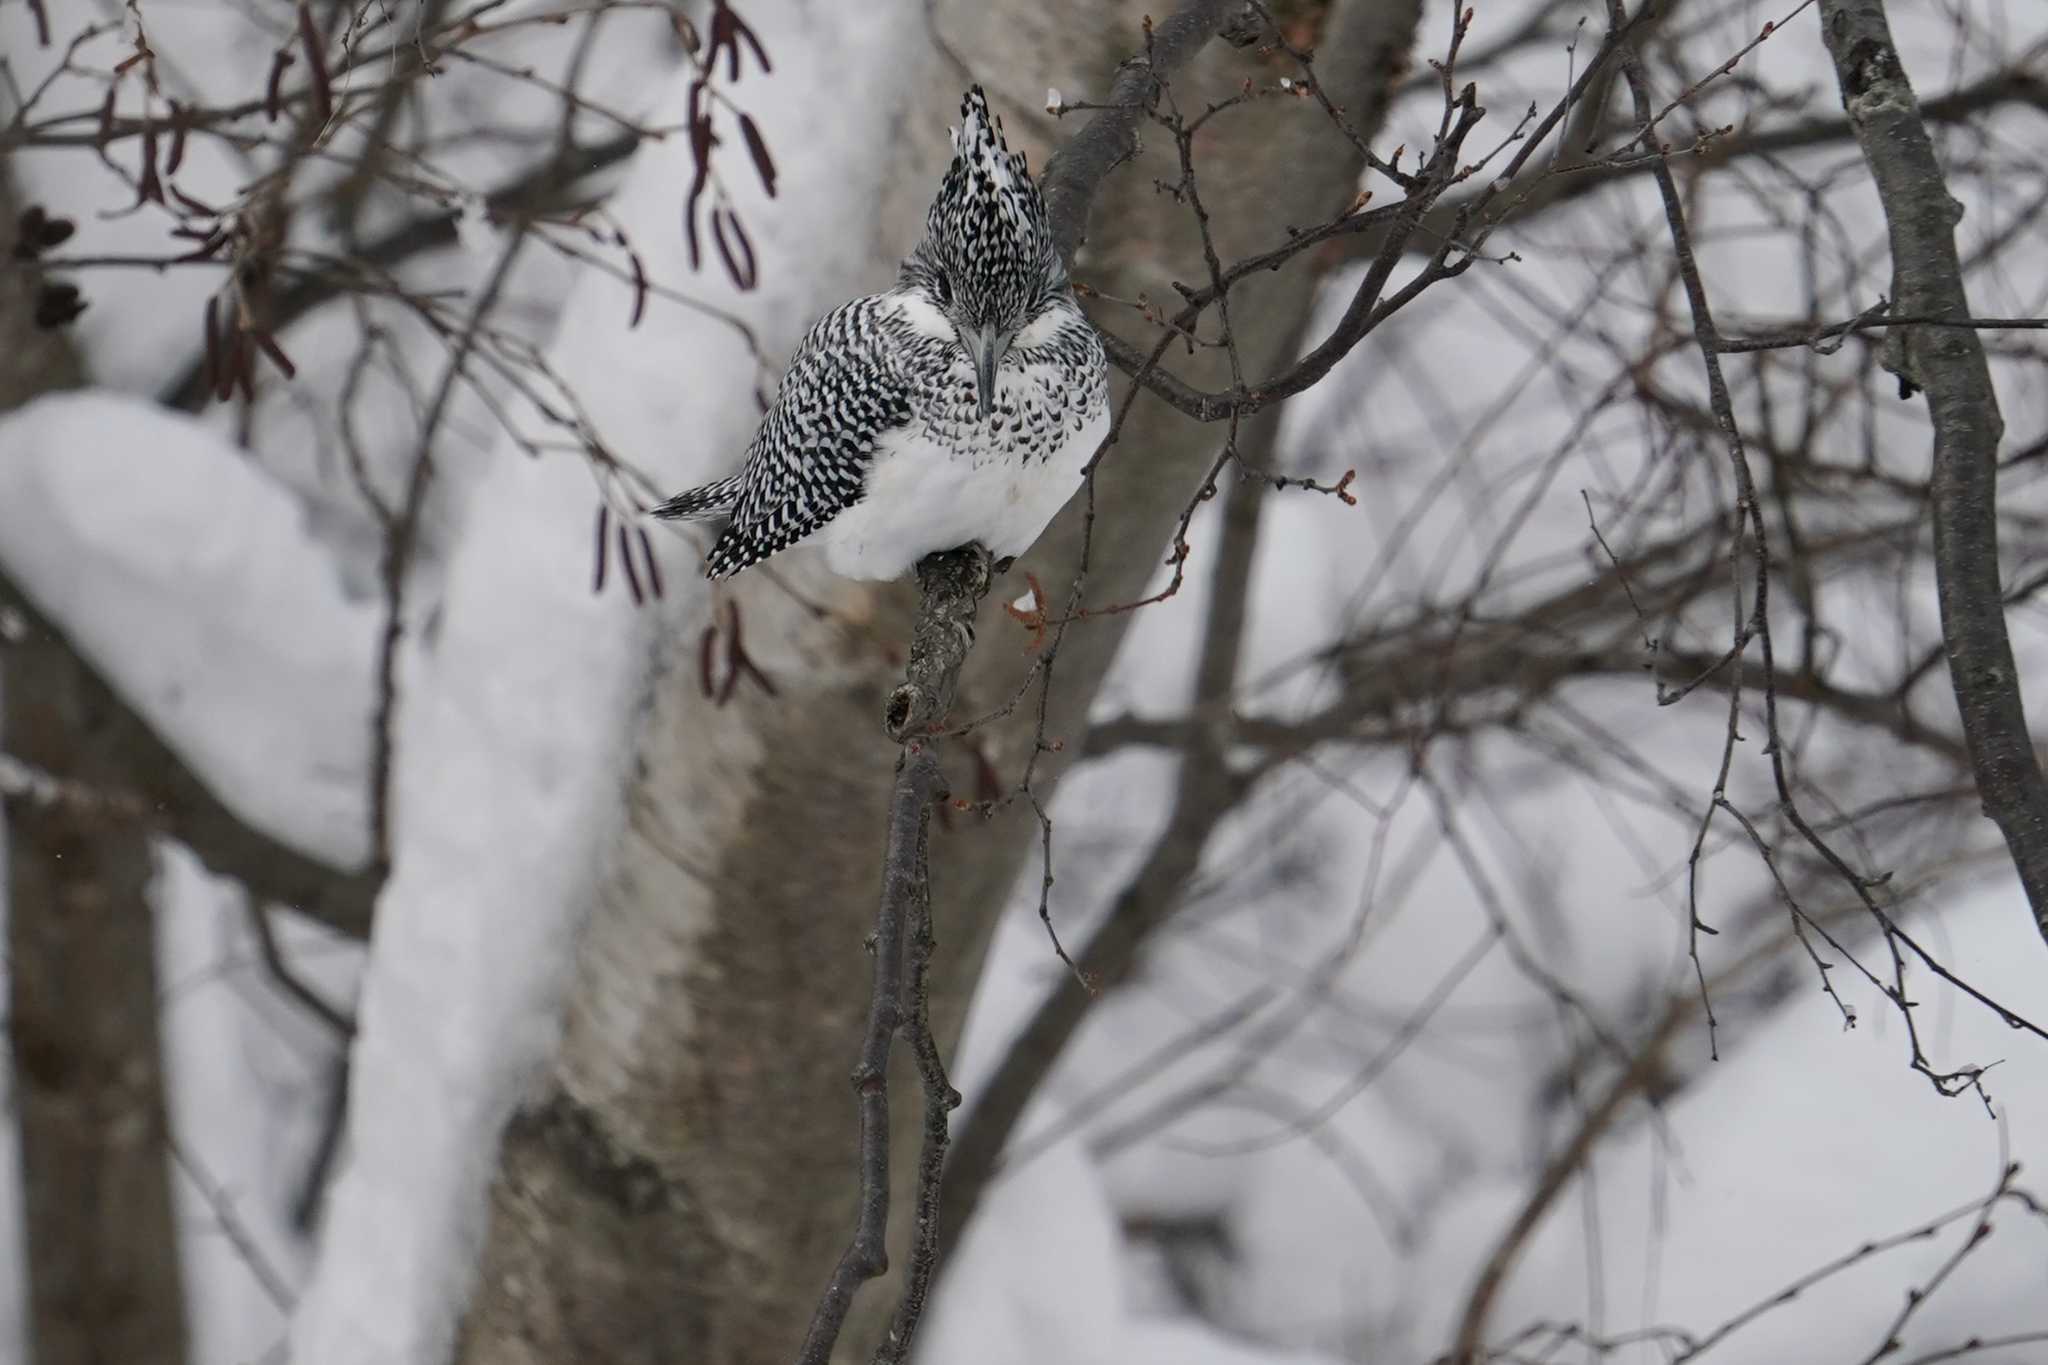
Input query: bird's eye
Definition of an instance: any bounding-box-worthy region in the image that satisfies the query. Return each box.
[933,272,953,306]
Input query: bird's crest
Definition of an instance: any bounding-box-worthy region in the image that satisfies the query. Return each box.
[924,86,1061,325]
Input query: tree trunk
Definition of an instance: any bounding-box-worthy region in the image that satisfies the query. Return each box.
[453,3,1418,1362]
[2,171,191,1365]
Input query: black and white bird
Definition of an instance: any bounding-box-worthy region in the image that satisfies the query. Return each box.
[652,86,1110,581]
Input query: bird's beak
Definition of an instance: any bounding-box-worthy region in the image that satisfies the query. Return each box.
[963,325,1001,421]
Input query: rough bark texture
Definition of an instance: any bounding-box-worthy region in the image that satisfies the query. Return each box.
[455,4,1416,1362]
[2,171,191,1365]
[884,548,996,741]
[1817,0,2048,943]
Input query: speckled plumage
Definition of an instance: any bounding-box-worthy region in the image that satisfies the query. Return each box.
[654,86,1109,581]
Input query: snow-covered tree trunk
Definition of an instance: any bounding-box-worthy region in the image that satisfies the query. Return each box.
[417,3,1426,1362]
[444,9,959,1357]
[9,1,2048,1362]
[284,5,956,1362]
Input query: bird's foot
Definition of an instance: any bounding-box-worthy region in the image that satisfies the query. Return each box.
[1002,570,1051,652]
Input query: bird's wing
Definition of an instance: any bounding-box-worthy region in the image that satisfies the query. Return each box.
[707,304,915,579]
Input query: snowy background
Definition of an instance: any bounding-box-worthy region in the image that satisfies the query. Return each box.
[3,0,2047,1363]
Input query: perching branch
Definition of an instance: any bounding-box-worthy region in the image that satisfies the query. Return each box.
[872,744,960,1365]
[885,547,996,742]
[1816,0,2048,947]
[803,522,1017,1364]
[793,740,946,1365]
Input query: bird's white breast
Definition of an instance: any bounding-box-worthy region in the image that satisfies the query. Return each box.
[811,365,1107,580]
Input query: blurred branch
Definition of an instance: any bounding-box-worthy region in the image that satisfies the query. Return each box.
[1090,636,1967,764]
[1451,1004,1685,1363]
[937,468,1271,1268]
[1038,0,1250,264]
[1817,0,2048,947]
[160,129,641,412]
[1478,1085,2044,1364]
[1380,62,2048,263]
[327,0,459,239]
[1089,511,1969,768]
[247,897,356,1038]
[1098,84,1487,419]
[369,226,530,866]
[169,1138,295,1313]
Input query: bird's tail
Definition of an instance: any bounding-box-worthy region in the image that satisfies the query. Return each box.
[651,474,742,521]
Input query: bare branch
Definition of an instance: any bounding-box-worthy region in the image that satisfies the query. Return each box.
[794,740,946,1365]
[885,547,996,741]
[1817,0,2048,946]
[1037,0,1250,265]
